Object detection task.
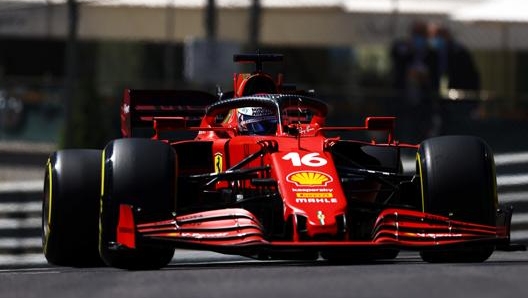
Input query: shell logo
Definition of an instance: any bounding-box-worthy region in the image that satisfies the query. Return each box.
[286,171,333,187]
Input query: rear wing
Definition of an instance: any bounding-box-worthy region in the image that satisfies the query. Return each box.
[121,89,217,138]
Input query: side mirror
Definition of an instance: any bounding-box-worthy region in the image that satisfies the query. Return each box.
[365,117,395,143]
[365,117,395,131]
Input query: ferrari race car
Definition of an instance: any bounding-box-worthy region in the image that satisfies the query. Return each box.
[42,53,521,269]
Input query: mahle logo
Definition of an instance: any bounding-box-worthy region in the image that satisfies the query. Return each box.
[286,171,333,187]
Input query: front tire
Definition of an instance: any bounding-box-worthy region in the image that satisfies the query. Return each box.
[99,138,176,269]
[42,149,103,267]
[417,136,497,263]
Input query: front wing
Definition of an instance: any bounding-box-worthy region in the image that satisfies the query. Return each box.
[114,205,517,255]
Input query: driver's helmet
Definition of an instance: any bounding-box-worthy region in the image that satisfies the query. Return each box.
[237,107,278,135]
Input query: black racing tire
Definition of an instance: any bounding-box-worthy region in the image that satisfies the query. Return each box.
[99,138,176,270]
[417,135,497,263]
[42,149,103,267]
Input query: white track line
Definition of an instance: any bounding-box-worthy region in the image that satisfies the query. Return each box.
[497,174,528,187]
[0,254,46,266]
[0,180,42,193]
[0,201,41,214]
[495,152,528,166]
[0,217,41,229]
[511,213,528,225]
[499,191,528,204]
[0,237,41,249]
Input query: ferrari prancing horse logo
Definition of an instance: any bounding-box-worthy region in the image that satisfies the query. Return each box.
[214,153,223,173]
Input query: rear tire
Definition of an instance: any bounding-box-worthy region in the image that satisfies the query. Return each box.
[417,136,497,263]
[99,138,176,269]
[42,149,103,267]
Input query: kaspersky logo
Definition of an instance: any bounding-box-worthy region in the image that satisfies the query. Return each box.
[286,171,333,187]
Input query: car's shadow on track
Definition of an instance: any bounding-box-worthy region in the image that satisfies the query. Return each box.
[2,252,527,273]
[161,251,528,270]
[162,258,419,271]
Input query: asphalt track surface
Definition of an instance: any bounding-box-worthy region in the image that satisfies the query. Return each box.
[1,250,527,298]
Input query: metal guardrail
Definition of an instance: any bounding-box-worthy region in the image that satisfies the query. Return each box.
[0,152,526,266]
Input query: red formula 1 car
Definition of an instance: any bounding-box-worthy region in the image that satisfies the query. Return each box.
[42,53,521,269]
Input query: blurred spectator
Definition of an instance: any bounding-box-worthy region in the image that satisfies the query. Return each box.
[390,20,439,141]
[390,20,439,101]
[429,25,481,93]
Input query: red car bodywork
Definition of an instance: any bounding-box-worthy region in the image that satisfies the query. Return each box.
[115,54,515,259]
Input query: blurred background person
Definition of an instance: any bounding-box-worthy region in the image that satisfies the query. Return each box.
[427,23,482,136]
[390,20,439,142]
[428,24,481,95]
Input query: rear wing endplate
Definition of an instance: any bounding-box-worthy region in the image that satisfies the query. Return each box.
[121,89,217,138]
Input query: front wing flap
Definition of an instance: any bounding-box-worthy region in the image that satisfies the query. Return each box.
[116,205,516,253]
[137,208,266,247]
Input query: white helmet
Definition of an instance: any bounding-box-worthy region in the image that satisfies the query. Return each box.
[237,107,278,135]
